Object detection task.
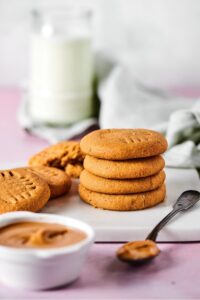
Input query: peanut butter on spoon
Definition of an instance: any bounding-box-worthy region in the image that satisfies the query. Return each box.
[117,190,200,265]
[117,240,160,264]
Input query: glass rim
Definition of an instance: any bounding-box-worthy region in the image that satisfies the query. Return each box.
[31,6,92,22]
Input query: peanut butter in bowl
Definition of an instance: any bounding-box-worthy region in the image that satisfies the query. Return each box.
[0,221,87,249]
[0,212,94,290]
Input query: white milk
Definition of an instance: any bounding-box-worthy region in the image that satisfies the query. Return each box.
[29,33,94,125]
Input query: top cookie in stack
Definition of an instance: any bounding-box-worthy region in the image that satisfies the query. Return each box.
[79,129,168,211]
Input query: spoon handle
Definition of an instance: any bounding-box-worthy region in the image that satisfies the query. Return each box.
[146,207,181,241]
[146,190,200,241]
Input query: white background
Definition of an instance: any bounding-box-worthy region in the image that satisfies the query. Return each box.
[1,0,200,88]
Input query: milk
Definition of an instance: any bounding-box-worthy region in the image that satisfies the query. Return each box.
[29,32,94,125]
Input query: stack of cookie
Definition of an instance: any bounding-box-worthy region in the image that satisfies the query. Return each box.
[79,129,168,211]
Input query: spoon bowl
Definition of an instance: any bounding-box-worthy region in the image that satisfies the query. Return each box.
[119,255,156,266]
[117,190,200,265]
[117,239,160,265]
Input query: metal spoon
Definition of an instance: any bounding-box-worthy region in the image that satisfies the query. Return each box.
[117,190,200,265]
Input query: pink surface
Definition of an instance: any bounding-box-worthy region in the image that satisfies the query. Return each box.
[0,88,48,165]
[1,243,200,299]
[0,88,200,299]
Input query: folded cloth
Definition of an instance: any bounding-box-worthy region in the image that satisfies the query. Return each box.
[99,65,200,168]
[99,66,196,130]
[164,102,200,168]
[18,92,98,144]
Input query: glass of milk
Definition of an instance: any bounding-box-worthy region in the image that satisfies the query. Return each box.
[29,8,94,125]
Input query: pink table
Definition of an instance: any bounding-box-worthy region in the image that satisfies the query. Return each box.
[0,88,200,299]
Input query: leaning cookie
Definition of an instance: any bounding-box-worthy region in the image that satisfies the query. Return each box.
[80,170,165,194]
[28,141,84,178]
[80,129,168,160]
[84,155,165,179]
[79,184,166,211]
[65,163,84,179]
[0,169,50,213]
[26,166,71,199]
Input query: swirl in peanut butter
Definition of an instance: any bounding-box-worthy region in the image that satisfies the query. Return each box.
[0,222,86,248]
[117,240,160,261]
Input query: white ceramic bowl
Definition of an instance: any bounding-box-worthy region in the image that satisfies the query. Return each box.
[0,211,94,290]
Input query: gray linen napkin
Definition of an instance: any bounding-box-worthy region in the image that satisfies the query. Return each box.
[99,65,199,168]
[164,102,200,168]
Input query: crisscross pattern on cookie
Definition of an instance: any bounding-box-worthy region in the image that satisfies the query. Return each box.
[0,169,50,213]
[103,130,153,145]
[27,166,72,198]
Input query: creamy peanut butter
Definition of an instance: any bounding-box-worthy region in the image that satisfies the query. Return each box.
[0,222,86,249]
[117,240,160,261]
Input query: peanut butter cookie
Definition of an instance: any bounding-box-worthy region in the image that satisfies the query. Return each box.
[65,163,84,179]
[27,166,71,199]
[80,129,168,160]
[84,155,165,179]
[28,141,84,178]
[80,170,165,194]
[79,184,166,211]
[0,169,50,213]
